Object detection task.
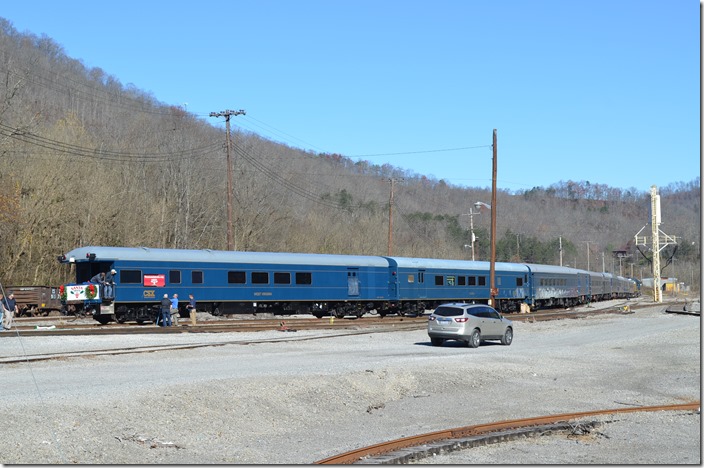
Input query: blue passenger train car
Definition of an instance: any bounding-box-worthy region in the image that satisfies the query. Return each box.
[386,257,530,315]
[57,245,639,324]
[525,264,590,309]
[58,246,393,323]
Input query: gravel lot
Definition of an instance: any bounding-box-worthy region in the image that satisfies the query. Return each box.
[0,298,699,464]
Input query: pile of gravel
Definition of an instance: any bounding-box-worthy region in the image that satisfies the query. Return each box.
[0,299,699,464]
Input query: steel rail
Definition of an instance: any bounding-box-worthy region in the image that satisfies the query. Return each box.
[6,316,427,336]
[315,402,700,464]
[0,325,425,364]
[10,300,649,336]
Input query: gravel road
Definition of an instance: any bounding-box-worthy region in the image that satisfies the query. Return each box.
[0,299,699,464]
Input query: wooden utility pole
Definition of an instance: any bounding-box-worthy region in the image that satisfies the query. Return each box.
[210,109,245,250]
[490,129,498,307]
[387,178,403,255]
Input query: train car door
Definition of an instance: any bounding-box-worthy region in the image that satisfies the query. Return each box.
[524,265,535,306]
[388,266,398,299]
[347,269,360,297]
[396,268,427,299]
[415,269,427,299]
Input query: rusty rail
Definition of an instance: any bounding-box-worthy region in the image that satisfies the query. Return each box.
[315,402,700,464]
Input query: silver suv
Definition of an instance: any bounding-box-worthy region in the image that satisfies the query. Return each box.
[427,303,513,348]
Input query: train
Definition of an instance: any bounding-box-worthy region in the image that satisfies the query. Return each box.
[56,246,639,325]
[1,286,63,317]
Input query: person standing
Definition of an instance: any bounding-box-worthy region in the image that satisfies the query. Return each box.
[3,292,17,330]
[104,269,117,299]
[170,293,179,326]
[160,294,172,327]
[0,293,5,332]
[186,293,197,326]
[90,272,106,298]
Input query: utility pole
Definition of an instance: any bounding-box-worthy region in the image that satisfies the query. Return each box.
[559,236,563,266]
[210,109,246,250]
[387,178,403,256]
[577,240,596,271]
[490,129,498,307]
[461,208,478,261]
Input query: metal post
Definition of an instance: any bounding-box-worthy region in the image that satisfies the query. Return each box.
[490,129,498,306]
[470,209,476,261]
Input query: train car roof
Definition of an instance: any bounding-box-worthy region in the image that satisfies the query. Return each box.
[61,246,391,267]
[523,263,585,274]
[385,257,529,272]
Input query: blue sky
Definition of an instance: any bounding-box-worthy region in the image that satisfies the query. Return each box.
[1,0,700,192]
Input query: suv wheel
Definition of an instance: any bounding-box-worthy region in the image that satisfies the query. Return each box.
[467,329,481,348]
[501,327,513,345]
[430,337,444,347]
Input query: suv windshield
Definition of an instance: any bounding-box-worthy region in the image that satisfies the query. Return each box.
[434,306,465,317]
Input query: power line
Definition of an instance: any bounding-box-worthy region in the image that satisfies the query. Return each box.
[0,123,221,162]
[347,145,492,158]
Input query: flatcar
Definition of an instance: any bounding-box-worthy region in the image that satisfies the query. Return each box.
[56,246,638,324]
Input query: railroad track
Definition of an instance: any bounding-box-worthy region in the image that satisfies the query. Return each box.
[0,299,659,364]
[6,315,427,336]
[7,297,655,336]
[0,323,430,364]
[315,402,701,464]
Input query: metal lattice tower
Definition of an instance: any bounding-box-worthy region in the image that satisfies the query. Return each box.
[634,185,678,303]
[650,186,661,302]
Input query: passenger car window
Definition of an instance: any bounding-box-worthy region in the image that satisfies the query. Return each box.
[252,272,269,284]
[192,271,204,284]
[295,272,312,285]
[274,272,291,284]
[169,270,181,284]
[120,270,141,284]
[228,271,246,284]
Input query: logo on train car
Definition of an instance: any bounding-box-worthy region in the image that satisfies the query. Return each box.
[144,274,165,287]
[67,284,92,301]
[143,290,156,299]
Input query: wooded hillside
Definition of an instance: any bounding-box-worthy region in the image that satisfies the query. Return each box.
[0,19,699,290]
